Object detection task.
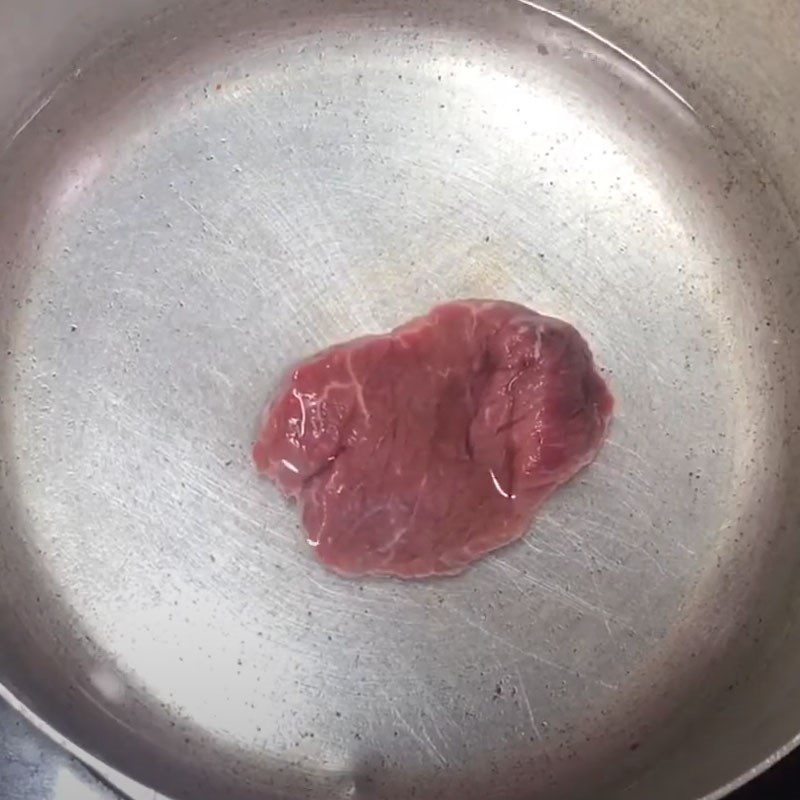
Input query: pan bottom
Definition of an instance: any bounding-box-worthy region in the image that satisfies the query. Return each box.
[1,1,798,799]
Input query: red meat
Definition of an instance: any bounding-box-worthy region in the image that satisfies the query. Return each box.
[253,300,613,578]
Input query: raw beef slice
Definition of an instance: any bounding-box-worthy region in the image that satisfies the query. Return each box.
[253,300,613,578]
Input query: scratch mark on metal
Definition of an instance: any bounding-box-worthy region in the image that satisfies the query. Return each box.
[515,668,543,742]
[390,705,447,765]
[584,555,617,644]
[178,193,229,241]
[9,91,56,146]
[444,605,619,685]
[490,557,633,633]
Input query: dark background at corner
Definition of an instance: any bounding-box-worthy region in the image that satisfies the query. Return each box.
[730,746,800,798]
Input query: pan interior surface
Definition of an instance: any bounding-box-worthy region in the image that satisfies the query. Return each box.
[1,1,799,799]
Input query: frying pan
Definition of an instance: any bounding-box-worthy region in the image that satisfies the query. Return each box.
[1,1,799,798]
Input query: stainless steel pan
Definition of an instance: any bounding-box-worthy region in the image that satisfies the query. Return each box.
[1,1,799,798]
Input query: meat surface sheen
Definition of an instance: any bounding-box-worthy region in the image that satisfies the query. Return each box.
[253,300,613,578]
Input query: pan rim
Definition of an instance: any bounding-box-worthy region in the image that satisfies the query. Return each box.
[2,678,796,800]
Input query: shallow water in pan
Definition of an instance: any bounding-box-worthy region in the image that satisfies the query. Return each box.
[1,1,799,799]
